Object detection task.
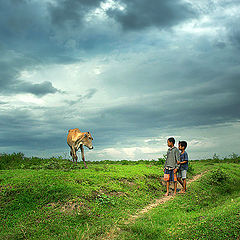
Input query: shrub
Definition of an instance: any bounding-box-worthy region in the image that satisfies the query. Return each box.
[187,164,194,174]
[96,193,116,206]
[157,158,165,165]
[121,160,129,165]
[208,168,228,185]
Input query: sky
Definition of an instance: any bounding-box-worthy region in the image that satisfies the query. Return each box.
[0,0,240,161]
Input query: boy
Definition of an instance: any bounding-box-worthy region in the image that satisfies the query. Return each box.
[164,137,180,196]
[177,141,188,193]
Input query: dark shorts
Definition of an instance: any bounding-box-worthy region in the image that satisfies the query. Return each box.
[164,169,177,182]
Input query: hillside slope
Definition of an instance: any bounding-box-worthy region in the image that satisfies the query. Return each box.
[0,154,239,239]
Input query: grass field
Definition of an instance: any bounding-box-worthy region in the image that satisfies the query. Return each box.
[117,163,240,240]
[0,153,239,239]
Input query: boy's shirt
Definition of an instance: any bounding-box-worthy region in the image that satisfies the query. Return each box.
[180,151,188,170]
[164,146,180,170]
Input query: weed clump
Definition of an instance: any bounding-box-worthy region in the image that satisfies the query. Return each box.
[157,158,165,165]
[96,192,116,206]
[208,168,228,185]
[187,165,194,174]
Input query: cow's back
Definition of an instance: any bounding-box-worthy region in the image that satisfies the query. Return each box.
[67,128,82,146]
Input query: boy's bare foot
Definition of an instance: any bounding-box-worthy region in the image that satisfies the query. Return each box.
[164,192,169,196]
[179,189,186,194]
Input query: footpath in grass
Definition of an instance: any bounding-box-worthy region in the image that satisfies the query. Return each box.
[100,170,208,240]
[115,163,240,240]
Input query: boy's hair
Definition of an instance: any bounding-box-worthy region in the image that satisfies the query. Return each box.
[168,137,175,145]
[180,141,187,149]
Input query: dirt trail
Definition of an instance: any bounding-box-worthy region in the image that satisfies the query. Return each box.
[125,171,207,224]
[100,171,208,240]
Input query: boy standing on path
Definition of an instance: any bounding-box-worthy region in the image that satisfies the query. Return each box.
[177,141,189,193]
[164,137,180,196]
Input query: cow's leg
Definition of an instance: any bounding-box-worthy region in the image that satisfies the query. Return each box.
[70,148,74,162]
[80,145,88,169]
[71,147,77,164]
[74,148,78,165]
[70,147,74,162]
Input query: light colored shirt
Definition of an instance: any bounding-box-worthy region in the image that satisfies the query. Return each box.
[164,146,180,170]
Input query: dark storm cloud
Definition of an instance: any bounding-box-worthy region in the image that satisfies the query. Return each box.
[206,1,240,50]
[84,88,98,99]
[0,107,67,150]
[1,80,60,97]
[228,22,240,49]
[82,88,240,148]
[0,0,81,63]
[65,88,98,105]
[0,65,239,152]
[49,0,196,31]
[0,0,240,158]
[0,0,116,99]
[106,0,196,30]
[0,48,60,97]
[49,0,102,26]
[0,0,75,97]
[15,81,60,96]
[83,44,240,148]
[0,0,101,98]
[214,41,226,49]
[1,0,197,99]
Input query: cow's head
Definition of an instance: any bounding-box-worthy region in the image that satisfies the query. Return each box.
[83,132,94,149]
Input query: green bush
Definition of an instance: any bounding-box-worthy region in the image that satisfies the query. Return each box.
[208,168,228,185]
[96,193,116,206]
[121,160,129,165]
[157,158,165,165]
[187,164,194,174]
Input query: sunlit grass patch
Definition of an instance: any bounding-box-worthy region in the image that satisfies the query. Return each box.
[117,163,240,240]
[0,154,239,239]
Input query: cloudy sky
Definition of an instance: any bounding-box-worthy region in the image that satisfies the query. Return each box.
[0,0,240,160]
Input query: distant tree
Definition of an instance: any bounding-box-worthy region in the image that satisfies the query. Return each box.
[212,153,219,160]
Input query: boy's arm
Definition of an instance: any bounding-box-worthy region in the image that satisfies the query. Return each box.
[164,156,167,170]
[180,152,188,164]
[175,149,180,169]
[164,150,169,169]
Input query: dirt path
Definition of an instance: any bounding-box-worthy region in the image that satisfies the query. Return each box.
[100,171,208,240]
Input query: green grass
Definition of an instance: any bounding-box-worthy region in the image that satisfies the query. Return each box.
[0,154,239,239]
[0,161,166,239]
[117,163,240,240]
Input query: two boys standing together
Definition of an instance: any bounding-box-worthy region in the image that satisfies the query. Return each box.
[164,137,188,196]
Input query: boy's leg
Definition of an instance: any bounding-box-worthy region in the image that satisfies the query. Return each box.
[180,179,186,193]
[177,170,184,187]
[165,181,170,196]
[180,170,187,193]
[173,171,177,195]
[183,170,187,191]
[173,181,177,196]
[177,177,184,187]
[183,179,187,192]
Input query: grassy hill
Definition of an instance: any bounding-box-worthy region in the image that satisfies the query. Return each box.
[0,153,239,239]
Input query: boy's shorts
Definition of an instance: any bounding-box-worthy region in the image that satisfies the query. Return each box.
[164,169,177,182]
[177,169,187,179]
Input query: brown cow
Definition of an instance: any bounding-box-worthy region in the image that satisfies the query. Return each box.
[67,128,93,168]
